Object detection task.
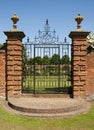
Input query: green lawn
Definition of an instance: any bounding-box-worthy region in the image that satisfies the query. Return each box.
[23,76,71,94]
[0,102,94,130]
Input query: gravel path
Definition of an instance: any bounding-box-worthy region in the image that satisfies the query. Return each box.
[1,96,91,118]
[8,97,88,109]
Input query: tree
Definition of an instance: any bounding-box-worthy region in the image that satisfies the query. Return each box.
[28,58,34,65]
[34,56,42,65]
[22,45,28,80]
[0,44,3,49]
[51,54,60,65]
[0,43,5,50]
[61,55,70,64]
[42,55,50,65]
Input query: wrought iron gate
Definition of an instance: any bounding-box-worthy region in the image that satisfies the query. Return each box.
[22,20,71,94]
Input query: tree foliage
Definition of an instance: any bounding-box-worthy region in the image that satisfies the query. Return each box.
[0,43,4,49]
[42,55,50,65]
[87,33,94,48]
[61,55,70,64]
[23,51,71,66]
[51,54,60,65]
[34,56,42,65]
[22,45,28,80]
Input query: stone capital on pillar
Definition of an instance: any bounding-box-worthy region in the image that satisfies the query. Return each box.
[69,31,90,39]
[4,13,25,41]
[69,14,90,38]
[69,14,90,39]
[4,31,25,41]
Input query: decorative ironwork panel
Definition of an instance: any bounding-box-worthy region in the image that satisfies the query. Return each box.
[22,20,71,94]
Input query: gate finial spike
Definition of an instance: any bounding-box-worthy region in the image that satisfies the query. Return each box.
[46,19,48,25]
[27,37,29,43]
[64,37,67,43]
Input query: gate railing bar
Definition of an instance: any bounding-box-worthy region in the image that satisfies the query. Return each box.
[58,46,60,92]
[34,44,36,94]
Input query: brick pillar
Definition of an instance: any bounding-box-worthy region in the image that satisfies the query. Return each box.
[4,14,25,99]
[4,31,25,98]
[69,14,90,97]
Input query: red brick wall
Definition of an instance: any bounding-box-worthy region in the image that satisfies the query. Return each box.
[86,48,94,96]
[0,50,6,96]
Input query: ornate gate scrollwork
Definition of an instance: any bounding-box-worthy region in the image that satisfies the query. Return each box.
[22,20,71,94]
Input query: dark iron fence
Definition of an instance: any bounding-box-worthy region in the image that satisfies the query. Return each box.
[22,20,71,94]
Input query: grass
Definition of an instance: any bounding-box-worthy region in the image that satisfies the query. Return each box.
[23,76,71,93]
[0,102,94,130]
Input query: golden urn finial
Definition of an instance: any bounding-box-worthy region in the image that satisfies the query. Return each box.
[11,13,19,30]
[75,13,84,30]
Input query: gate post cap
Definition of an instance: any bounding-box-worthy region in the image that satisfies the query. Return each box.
[11,13,19,31]
[75,13,84,31]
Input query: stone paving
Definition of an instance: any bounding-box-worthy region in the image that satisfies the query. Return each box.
[0,95,91,118]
